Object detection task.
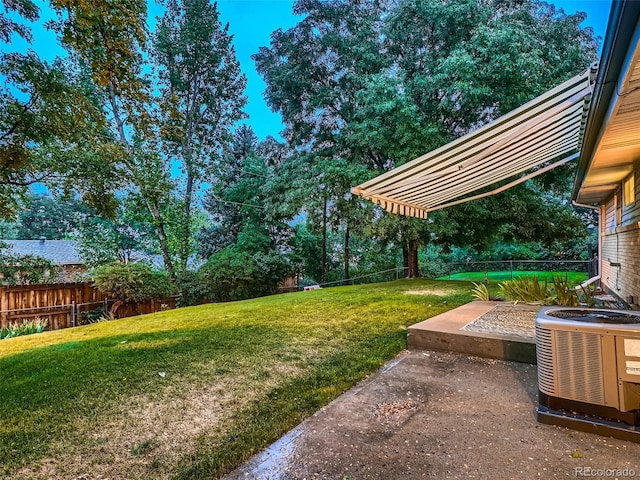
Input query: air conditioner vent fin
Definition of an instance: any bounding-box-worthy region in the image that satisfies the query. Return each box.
[536,325,555,395]
[556,330,604,405]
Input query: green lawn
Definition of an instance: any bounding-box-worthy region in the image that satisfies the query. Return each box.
[0,279,472,480]
[438,270,588,284]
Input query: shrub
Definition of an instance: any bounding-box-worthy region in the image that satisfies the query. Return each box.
[175,270,210,307]
[200,248,292,302]
[470,282,490,301]
[552,275,579,306]
[0,317,48,340]
[93,263,174,315]
[0,250,57,285]
[80,306,110,325]
[499,276,552,304]
[500,274,583,306]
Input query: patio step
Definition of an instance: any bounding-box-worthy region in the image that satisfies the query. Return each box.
[407,301,537,364]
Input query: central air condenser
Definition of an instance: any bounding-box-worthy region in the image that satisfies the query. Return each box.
[535,307,640,441]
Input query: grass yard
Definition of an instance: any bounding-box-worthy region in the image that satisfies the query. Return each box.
[0,278,472,480]
[438,270,588,284]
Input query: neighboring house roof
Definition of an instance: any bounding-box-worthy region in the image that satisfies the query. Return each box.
[573,1,640,204]
[1,239,164,268]
[2,239,83,265]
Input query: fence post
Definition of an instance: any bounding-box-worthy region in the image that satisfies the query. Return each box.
[0,286,6,329]
[510,260,513,280]
[71,301,75,328]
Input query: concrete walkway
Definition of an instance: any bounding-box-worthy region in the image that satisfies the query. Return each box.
[225,350,640,480]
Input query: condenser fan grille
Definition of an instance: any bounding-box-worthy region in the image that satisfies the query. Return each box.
[536,325,555,396]
[555,330,604,405]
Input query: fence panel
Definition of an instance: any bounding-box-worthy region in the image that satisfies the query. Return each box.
[0,283,176,331]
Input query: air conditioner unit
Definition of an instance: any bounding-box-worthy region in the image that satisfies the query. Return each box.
[536,307,640,442]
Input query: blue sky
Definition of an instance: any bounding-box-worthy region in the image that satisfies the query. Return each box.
[9,0,612,141]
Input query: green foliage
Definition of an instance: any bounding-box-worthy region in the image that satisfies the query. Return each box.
[0,246,56,285]
[552,275,579,307]
[470,282,490,302]
[498,274,587,306]
[12,194,89,240]
[74,199,157,268]
[49,0,148,110]
[199,127,276,259]
[255,0,598,272]
[175,270,210,307]
[443,270,588,284]
[93,263,173,304]
[499,276,553,304]
[289,222,324,282]
[154,0,247,271]
[0,52,113,218]
[199,248,292,302]
[79,306,110,325]
[0,317,47,340]
[0,0,39,43]
[75,217,141,268]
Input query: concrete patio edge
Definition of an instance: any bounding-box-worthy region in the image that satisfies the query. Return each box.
[407,301,537,364]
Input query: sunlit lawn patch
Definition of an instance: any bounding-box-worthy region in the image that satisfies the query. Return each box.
[438,270,588,284]
[0,279,471,480]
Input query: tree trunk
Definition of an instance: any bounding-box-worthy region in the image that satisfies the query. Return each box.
[109,300,124,318]
[403,240,419,278]
[321,197,327,284]
[144,197,175,280]
[343,224,350,285]
[181,169,194,273]
[156,221,175,280]
[108,82,128,145]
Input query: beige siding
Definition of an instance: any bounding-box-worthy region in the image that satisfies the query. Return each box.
[601,175,640,307]
[622,172,640,224]
[604,195,616,231]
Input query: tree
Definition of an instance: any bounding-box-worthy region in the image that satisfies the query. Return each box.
[0,53,116,218]
[254,0,386,280]
[154,0,247,272]
[199,127,289,259]
[75,216,146,269]
[47,0,186,277]
[199,247,291,302]
[256,0,599,275]
[12,194,89,240]
[0,0,136,220]
[0,0,38,43]
[93,263,173,316]
[49,0,149,145]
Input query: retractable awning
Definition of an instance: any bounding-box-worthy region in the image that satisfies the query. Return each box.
[352,69,594,219]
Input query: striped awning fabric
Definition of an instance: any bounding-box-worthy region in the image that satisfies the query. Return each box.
[352,70,593,219]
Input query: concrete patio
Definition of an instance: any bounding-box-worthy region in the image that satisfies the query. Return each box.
[224,302,640,479]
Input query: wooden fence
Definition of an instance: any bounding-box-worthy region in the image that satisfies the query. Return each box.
[278,274,300,293]
[0,282,177,331]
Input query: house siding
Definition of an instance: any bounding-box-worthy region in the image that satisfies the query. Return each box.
[601,173,640,309]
